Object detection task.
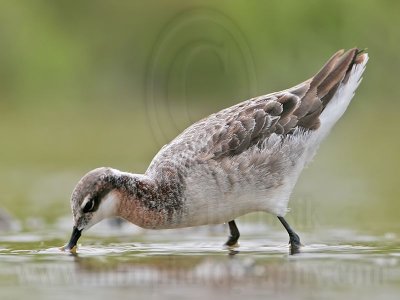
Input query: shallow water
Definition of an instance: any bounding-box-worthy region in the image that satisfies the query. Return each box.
[0,223,399,300]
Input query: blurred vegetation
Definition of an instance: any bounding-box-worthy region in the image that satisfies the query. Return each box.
[0,0,399,231]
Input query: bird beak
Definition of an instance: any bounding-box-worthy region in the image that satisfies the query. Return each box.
[60,226,82,253]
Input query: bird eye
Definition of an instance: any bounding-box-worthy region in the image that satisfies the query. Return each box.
[82,199,95,213]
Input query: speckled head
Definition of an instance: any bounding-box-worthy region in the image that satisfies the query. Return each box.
[63,167,121,251]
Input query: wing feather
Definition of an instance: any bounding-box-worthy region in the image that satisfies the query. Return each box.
[202,48,364,161]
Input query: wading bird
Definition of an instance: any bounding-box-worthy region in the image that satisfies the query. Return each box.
[62,48,368,255]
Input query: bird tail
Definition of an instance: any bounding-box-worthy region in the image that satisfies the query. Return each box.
[291,48,368,131]
[292,49,368,172]
[312,48,368,110]
[316,49,369,137]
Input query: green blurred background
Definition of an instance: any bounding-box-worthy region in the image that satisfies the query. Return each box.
[0,0,399,232]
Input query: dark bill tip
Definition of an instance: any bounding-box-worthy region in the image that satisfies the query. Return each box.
[61,226,82,252]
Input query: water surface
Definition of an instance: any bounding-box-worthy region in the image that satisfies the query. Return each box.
[1,223,399,300]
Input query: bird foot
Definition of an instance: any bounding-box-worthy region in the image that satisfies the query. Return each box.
[289,233,302,255]
[224,237,240,248]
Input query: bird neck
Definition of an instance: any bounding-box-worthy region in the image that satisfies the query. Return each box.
[109,170,168,229]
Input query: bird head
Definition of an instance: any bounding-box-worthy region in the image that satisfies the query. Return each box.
[61,167,120,252]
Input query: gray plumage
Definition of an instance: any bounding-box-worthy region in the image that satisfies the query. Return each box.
[65,49,368,249]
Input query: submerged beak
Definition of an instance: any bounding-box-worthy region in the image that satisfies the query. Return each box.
[61,226,82,253]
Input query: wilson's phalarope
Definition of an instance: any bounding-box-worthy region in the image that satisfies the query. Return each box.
[62,48,368,254]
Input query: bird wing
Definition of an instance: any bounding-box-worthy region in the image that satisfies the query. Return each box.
[201,48,365,161]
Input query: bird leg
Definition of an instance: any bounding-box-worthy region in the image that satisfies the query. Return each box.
[277,216,302,255]
[224,220,240,247]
